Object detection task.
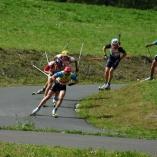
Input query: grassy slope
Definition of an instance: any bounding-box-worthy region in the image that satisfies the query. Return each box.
[79,81,157,139]
[0,0,157,56]
[0,0,156,85]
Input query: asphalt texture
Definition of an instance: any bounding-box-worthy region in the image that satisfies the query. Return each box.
[0,84,157,157]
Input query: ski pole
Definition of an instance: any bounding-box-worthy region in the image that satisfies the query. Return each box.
[147,47,152,58]
[32,64,49,77]
[45,51,49,63]
[78,43,84,66]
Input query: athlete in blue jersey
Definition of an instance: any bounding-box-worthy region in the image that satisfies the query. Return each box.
[145,40,157,80]
[30,66,78,117]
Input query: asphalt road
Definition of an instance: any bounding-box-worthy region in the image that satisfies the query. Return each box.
[0,85,105,132]
[0,85,157,156]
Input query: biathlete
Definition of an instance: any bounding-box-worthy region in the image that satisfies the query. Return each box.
[32,58,63,95]
[145,40,157,80]
[54,50,79,73]
[30,66,78,117]
[99,38,126,90]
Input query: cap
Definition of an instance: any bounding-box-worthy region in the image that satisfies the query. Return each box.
[111,38,119,45]
[64,66,72,73]
[61,50,69,56]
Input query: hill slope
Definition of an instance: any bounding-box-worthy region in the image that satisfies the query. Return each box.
[0,0,157,55]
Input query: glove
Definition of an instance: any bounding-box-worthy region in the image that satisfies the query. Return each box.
[68,83,75,86]
[104,54,108,60]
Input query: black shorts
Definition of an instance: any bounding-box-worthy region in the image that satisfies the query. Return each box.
[155,55,157,61]
[106,55,120,69]
[51,82,66,92]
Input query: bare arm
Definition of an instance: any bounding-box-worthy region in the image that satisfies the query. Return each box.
[146,40,157,48]
[103,46,107,56]
[103,44,111,59]
[146,43,155,48]
[120,52,126,60]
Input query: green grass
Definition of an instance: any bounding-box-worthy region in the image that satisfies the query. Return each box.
[78,80,157,139]
[0,142,149,157]
[0,0,157,56]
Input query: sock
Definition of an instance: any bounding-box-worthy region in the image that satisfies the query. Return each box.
[107,82,110,85]
[150,74,153,79]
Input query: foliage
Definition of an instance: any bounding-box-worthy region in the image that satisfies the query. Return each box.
[51,0,157,9]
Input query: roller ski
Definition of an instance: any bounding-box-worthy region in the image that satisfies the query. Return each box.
[98,83,111,90]
[32,88,45,95]
[52,108,58,118]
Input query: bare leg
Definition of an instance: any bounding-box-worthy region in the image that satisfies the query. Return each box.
[52,90,66,117]
[44,77,54,97]
[38,90,54,108]
[53,91,59,106]
[108,67,114,84]
[150,60,157,79]
[31,90,54,115]
[43,81,48,91]
[103,67,114,90]
[104,67,110,83]
[34,80,48,95]
[99,67,110,90]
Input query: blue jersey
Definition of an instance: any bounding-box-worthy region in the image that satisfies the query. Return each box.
[53,71,77,85]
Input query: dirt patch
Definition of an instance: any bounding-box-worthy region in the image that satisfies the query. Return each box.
[0,47,155,86]
[145,113,157,119]
[79,55,154,83]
